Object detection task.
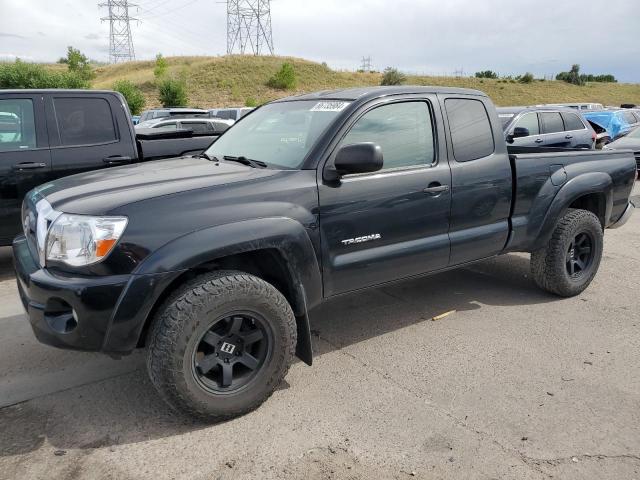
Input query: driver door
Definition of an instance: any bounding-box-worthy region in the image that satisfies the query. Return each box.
[318,97,452,297]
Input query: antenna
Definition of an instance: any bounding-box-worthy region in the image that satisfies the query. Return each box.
[226,0,274,55]
[360,56,372,72]
[99,0,138,63]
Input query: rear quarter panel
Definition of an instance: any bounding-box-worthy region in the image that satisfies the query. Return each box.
[506,149,636,252]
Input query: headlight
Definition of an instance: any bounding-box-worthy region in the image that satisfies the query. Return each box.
[45,214,128,266]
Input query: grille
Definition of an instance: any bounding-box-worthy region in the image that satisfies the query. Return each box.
[635,152,640,171]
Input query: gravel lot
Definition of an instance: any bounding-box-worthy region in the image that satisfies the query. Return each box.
[1,187,639,479]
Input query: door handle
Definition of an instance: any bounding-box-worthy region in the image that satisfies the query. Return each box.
[535,138,544,144]
[12,162,46,170]
[565,134,573,139]
[423,184,450,195]
[103,155,132,165]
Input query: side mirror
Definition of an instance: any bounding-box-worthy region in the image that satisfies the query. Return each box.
[512,127,530,138]
[324,142,383,181]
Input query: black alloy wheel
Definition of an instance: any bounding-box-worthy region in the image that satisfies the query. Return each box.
[565,232,594,278]
[192,312,272,393]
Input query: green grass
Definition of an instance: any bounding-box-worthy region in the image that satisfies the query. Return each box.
[84,55,640,108]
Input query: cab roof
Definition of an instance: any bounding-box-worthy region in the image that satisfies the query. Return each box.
[273,86,487,103]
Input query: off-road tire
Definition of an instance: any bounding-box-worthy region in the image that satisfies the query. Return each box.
[147,270,297,421]
[530,208,603,297]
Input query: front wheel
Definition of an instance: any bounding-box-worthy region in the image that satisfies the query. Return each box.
[147,271,297,421]
[530,209,603,297]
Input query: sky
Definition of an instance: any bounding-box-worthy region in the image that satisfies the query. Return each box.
[1,0,639,82]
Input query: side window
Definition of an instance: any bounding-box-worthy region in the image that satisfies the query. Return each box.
[540,112,564,134]
[340,101,435,170]
[53,97,117,146]
[154,122,177,131]
[561,113,585,131]
[445,98,494,162]
[621,111,637,124]
[0,99,37,151]
[181,122,211,134]
[155,111,169,119]
[513,112,539,136]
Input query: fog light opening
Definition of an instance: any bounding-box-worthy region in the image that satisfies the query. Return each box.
[44,298,78,334]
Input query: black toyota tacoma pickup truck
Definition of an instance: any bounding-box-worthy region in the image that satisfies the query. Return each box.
[0,89,219,245]
[13,86,636,420]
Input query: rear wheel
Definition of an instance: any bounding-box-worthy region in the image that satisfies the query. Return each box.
[530,209,603,297]
[147,271,297,420]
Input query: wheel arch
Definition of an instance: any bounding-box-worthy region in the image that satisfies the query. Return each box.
[531,172,613,251]
[105,218,321,365]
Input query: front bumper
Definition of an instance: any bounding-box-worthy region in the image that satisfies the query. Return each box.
[13,235,180,354]
[608,201,634,229]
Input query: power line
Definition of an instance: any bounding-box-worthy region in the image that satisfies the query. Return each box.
[226,0,274,55]
[99,0,138,63]
[360,56,372,72]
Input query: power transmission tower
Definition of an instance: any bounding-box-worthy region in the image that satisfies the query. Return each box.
[99,0,138,63]
[360,56,372,72]
[226,0,274,55]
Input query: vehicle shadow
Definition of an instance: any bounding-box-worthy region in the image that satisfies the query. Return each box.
[0,253,558,456]
[0,247,14,281]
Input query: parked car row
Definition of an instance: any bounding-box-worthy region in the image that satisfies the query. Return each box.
[499,102,640,150]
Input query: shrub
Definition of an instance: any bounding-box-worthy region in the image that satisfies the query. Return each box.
[381,67,406,86]
[154,53,168,79]
[475,70,498,79]
[245,97,258,107]
[113,79,146,115]
[0,59,89,89]
[267,62,296,90]
[518,72,534,84]
[158,77,188,107]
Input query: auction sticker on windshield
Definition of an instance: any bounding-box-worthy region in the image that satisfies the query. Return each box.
[310,101,350,112]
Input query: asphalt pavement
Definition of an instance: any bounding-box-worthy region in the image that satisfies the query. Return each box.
[1,187,639,479]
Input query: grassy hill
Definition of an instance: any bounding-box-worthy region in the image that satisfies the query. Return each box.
[90,55,640,109]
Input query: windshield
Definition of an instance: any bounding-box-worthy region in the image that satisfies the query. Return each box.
[205,100,349,169]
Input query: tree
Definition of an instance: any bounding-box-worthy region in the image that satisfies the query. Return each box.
[267,62,297,90]
[380,67,406,86]
[518,72,534,84]
[154,53,168,79]
[475,70,498,79]
[158,77,188,107]
[556,64,584,86]
[113,80,146,115]
[64,46,95,81]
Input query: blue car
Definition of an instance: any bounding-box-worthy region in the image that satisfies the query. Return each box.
[582,109,640,144]
[131,115,140,125]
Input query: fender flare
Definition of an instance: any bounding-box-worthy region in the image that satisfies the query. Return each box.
[124,217,321,364]
[531,172,613,251]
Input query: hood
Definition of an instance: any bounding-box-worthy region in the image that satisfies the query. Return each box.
[38,156,282,214]
[609,136,640,150]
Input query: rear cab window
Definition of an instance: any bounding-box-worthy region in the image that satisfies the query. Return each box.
[53,97,117,146]
[445,98,494,161]
[0,98,37,152]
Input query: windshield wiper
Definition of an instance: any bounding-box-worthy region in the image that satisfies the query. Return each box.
[223,155,268,168]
